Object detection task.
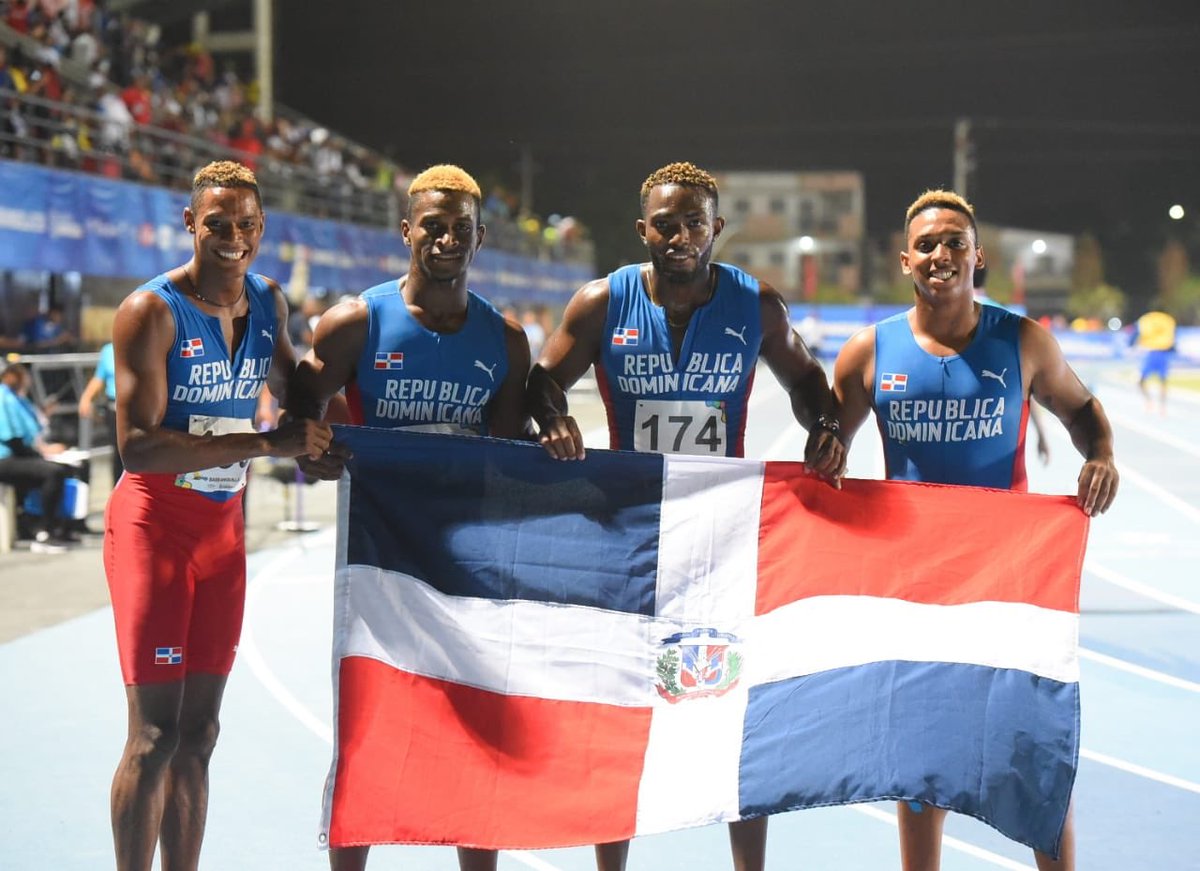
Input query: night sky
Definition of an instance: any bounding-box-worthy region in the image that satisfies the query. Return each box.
[275,1,1200,304]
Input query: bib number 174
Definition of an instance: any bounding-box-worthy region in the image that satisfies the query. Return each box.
[633,399,727,455]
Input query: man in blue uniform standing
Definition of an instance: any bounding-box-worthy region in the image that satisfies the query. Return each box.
[832,189,1119,871]
[287,164,530,871]
[106,160,334,871]
[526,161,845,871]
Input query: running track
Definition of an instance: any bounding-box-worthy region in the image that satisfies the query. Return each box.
[3,362,1198,869]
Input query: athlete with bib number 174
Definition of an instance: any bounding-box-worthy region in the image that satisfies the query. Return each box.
[525,161,846,871]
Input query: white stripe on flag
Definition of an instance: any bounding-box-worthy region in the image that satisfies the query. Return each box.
[342,565,659,706]
[750,597,1080,685]
[639,455,765,834]
[339,570,1080,704]
[656,454,764,623]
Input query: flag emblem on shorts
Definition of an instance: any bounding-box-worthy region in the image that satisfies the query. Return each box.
[880,372,908,392]
[375,352,404,370]
[612,328,639,347]
[179,337,204,358]
[155,646,183,665]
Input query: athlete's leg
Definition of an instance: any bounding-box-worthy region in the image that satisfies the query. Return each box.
[158,672,228,871]
[595,839,630,871]
[729,816,768,871]
[1034,806,1075,871]
[897,801,948,871]
[330,846,370,870]
[111,680,187,871]
[458,847,498,870]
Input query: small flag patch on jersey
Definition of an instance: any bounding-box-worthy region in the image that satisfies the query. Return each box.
[880,373,908,392]
[155,646,183,665]
[375,352,404,370]
[612,328,639,347]
[179,337,205,358]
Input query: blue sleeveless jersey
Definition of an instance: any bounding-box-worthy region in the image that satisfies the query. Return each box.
[347,281,508,435]
[873,303,1029,490]
[143,272,277,502]
[597,263,762,457]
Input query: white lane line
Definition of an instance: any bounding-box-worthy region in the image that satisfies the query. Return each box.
[1079,647,1200,693]
[241,544,334,745]
[850,805,1035,869]
[1080,749,1200,794]
[1113,463,1200,525]
[1086,559,1200,616]
[1106,410,1200,460]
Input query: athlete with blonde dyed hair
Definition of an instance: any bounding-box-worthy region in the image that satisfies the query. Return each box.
[408,162,483,201]
[288,165,529,871]
[833,189,1118,871]
[527,161,845,871]
[106,159,332,871]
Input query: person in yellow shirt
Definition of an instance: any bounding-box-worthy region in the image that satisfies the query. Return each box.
[1132,310,1176,414]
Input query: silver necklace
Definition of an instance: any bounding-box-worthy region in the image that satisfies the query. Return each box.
[182,269,246,308]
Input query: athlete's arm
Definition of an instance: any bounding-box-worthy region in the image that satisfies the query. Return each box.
[525,279,609,460]
[758,286,846,481]
[1020,318,1118,515]
[832,326,877,447]
[77,374,104,419]
[114,290,331,474]
[488,319,532,439]
[264,278,300,404]
[286,297,368,478]
[288,298,368,419]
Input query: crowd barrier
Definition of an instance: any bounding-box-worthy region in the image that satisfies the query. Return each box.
[0,161,591,303]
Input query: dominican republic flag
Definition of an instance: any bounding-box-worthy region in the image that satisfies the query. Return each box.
[880,372,908,392]
[321,427,1087,857]
[154,646,182,665]
[611,327,639,346]
[179,337,204,358]
[374,352,404,370]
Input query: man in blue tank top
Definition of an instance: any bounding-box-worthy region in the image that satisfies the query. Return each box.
[105,161,334,871]
[833,189,1119,871]
[288,165,529,871]
[526,161,845,871]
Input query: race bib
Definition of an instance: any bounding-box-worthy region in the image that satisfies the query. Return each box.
[174,415,255,495]
[632,399,727,456]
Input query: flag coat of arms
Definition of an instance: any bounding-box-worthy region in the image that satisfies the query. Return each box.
[880,372,908,392]
[611,327,639,346]
[321,427,1087,857]
[179,337,204,358]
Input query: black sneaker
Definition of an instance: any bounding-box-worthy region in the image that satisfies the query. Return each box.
[31,532,69,554]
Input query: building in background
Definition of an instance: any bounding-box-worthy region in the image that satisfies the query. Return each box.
[712,171,865,302]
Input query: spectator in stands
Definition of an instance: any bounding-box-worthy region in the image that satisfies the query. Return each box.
[0,362,74,553]
[20,302,75,351]
[120,69,152,125]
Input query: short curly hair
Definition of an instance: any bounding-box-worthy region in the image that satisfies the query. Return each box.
[640,161,719,211]
[904,188,977,243]
[191,160,261,211]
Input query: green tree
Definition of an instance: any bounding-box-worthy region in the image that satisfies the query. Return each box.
[1072,233,1105,292]
[1158,275,1200,326]
[1066,283,1126,321]
[1158,239,1189,299]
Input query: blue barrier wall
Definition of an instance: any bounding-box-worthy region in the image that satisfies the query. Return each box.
[787,304,1200,365]
[0,160,590,302]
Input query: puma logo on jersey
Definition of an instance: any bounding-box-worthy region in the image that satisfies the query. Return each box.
[981,368,1007,388]
[261,329,272,340]
[724,326,747,345]
[474,360,498,381]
